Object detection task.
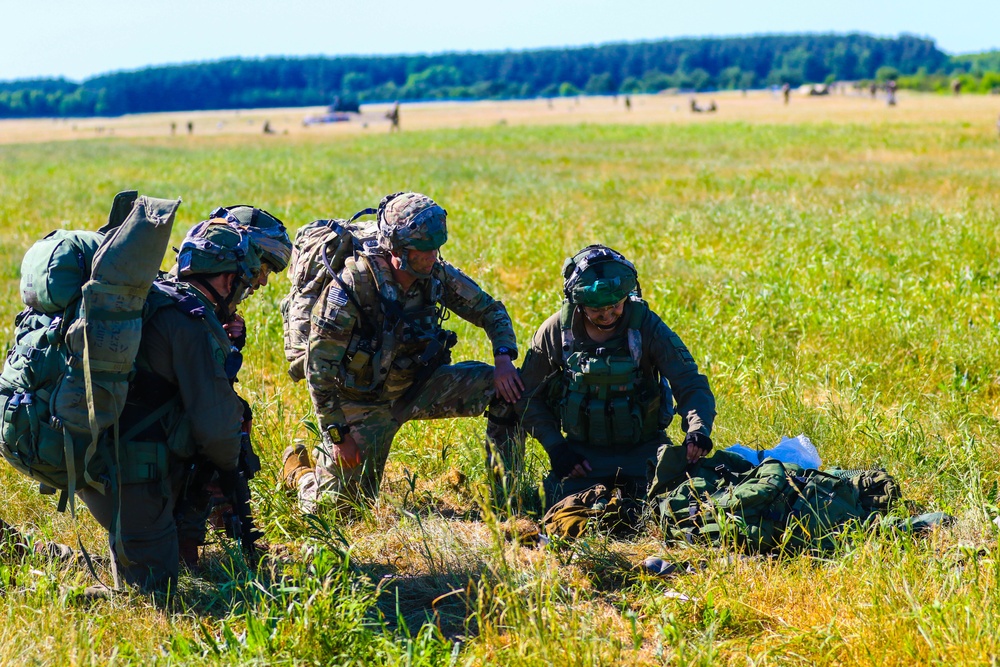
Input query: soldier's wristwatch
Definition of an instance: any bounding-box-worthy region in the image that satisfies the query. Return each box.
[326,423,350,444]
[494,346,517,361]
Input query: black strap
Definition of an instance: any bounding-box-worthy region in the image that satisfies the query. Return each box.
[321,242,368,316]
[348,207,376,223]
[152,281,206,318]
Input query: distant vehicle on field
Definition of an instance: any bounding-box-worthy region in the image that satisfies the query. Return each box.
[303,96,360,126]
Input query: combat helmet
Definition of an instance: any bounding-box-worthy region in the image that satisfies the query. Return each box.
[209,205,292,272]
[562,244,639,307]
[176,219,261,314]
[376,192,448,277]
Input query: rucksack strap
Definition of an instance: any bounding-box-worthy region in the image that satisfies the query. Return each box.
[321,242,367,317]
[349,207,376,223]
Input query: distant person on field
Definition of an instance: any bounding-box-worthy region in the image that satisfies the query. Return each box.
[386,101,400,132]
[886,80,897,107]
[517,245,716,506]
[870,82,878,99]
[624,95,632,111]
[952,78,962,96]
[782,83,791,105]
[187,121,194,135]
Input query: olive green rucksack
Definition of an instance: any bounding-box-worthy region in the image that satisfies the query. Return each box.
[19,230,104,314]
[0,191,180,504]
[825,467,902,515]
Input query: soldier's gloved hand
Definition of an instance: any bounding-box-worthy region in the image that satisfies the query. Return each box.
[683,432,713,463]
[549,442,592,480]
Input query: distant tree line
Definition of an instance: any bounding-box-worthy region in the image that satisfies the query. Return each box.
[0,33,994,118]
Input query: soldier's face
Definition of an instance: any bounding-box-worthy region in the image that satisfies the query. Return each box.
[398,248,439,276]
[582,298,626,328]
[249,263,273,292]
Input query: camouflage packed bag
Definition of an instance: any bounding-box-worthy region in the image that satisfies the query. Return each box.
[0,191,180,502]
[826,467,902,515]
[542,484,644,539]
[279,208,378,382]
[655,456,871,554]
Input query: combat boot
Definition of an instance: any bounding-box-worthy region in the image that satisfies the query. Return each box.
[282,444,313,490]
[178,538,200,570]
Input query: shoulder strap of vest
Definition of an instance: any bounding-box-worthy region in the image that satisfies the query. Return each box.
[625,298,647,366]
[148,280,207,320]
[365,253,443,330]
[559,301,575,367]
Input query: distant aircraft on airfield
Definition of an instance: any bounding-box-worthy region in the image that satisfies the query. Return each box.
[303,96,359,125]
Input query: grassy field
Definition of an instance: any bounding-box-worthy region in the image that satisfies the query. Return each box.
[1,92,999,665]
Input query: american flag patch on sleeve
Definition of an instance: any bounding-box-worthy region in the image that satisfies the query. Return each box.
[326,285,348,309]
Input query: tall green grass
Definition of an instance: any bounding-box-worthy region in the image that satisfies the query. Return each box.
[0,117,998,664]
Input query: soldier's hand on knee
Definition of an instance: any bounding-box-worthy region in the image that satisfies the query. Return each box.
[493,355,524,403]
[568,459,593,479]
[333,434,362,469]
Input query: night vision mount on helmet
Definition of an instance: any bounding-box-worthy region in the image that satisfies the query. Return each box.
[209,205,292,272]
[562,245,640,308]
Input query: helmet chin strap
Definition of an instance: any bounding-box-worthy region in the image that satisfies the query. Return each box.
[191,273,247,321]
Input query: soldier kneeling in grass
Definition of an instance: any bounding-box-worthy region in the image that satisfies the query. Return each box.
[517,245,716,510]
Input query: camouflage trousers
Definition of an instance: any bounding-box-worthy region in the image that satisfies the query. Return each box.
[296,361,523,512]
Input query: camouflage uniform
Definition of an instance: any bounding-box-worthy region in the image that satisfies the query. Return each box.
[296,196,520,509]
[517,245,715,506]
[299,249,520,507]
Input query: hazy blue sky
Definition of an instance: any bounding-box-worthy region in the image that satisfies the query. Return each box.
[3,0,997,81]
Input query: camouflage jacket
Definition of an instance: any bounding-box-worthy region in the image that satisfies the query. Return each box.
[306,247,517,431]
[517,300,715,453]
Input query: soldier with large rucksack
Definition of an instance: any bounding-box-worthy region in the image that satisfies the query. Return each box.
[517,245,716,507]
[0,194,277,592]
[279,192,526,511]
